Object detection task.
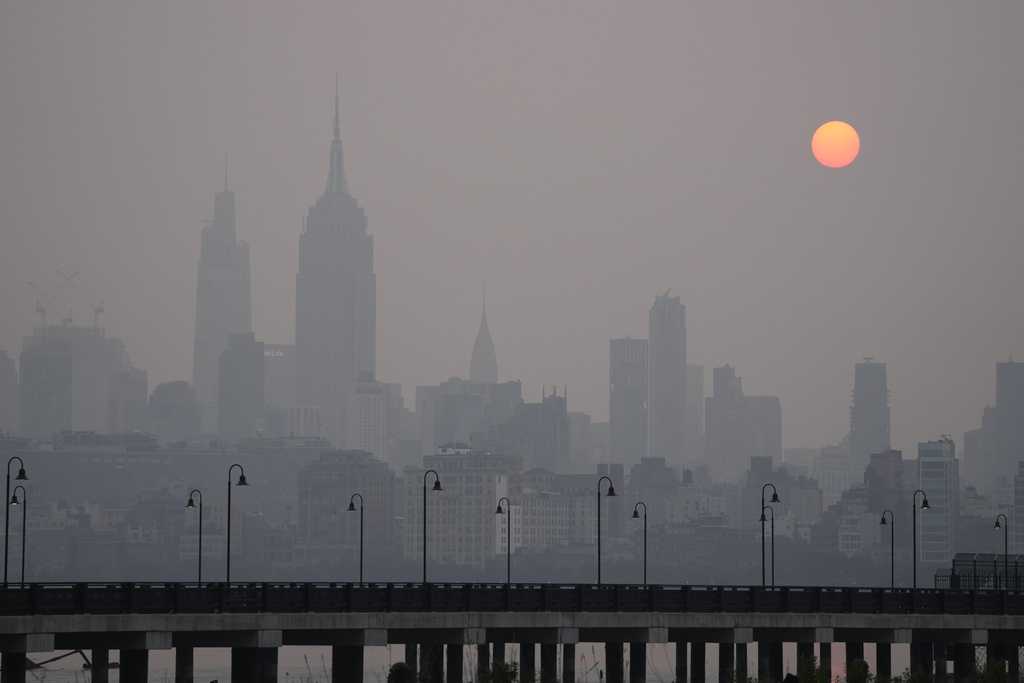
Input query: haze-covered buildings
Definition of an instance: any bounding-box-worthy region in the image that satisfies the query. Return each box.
[295,87,376,446]
[647,293,687,466]
[849,359,890,475]
[192,175,252,432]
[704,364,782,482]
[609,337,647,464]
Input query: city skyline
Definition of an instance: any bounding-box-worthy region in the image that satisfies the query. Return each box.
[2,2,1024,454]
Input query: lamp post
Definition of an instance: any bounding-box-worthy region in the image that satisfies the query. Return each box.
[4,456,27,587]
[596,475,617,585]
[876,509,892,589]
[495,497,511,585]
[911,489,929,589]
[347,493,365,583]
[879,509,894,589]
[632,501,648,585]
[760,483,779,587]
[185,489,203,584]
[759,506,776,587]
[226,464,248,584]
[422,469,442,584]
[995,514,1009,590]
[10,486,26,588]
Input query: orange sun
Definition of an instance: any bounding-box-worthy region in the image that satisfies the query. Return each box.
[812,120,860,168]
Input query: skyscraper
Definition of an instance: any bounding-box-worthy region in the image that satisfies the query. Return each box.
[917,438,959,565]
[218,332,265,442]
[995,361,1024,487]
[192,170,252,432]
[295,84,376,445]
[609,337,647,464]
[849,359,890,476]
[469,292,498,383]
[647,293,686,466]
[704,364,782,482]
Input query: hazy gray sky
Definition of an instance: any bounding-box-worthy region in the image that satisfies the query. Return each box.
[1,1,1022,451]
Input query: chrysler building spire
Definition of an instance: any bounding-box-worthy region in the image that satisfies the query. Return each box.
[469,285,498,383]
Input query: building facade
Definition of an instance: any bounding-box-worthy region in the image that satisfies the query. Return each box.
[918,438,959,566]
[647,294,686,466]
[609,337,648,464]
[850,359,890,476]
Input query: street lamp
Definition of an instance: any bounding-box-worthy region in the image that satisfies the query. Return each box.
[760,483,779,587]
[879,510,894,589]
[185,489,203,584]
[632,501,648,585]
[422,469,442,584]
[226,463,248,584]
[4,456,27,587]
[994,514,1009,590]
[596,475,617,585]
[495,496,511,585]
[911,489,929,589]
[10,486,27,588]
[759,506,776,587]
[347,493,365,583]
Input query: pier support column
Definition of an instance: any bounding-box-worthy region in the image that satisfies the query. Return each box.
[562,643,576,683]
[630,642,647,683]
[606,642,624,683]
[542,643,558,683]
[477,644,491,681]
[420,644,443,683]
[494,641,506,665]
[521,642,536,682]
[175,646,194,683]
[875,642,891,682]
[676,641,689,683]
[736,643,748,682]
[446,644,463,683]
[718,641,734,683]
[232,647,277,683]
[954,643,974,682]
[797,642,814,681]
[911,642,934,679]
[819,642,832,683]
[123,649,150,683]
[92,648,110,683]
[405,642,419,681]
[692,641,706,683]
[1,652,26,683]
[332,645,363,683]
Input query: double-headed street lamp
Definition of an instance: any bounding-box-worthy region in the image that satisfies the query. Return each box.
[10,486,27,587]
[760,506,776,587]
[596,475,617,585]
[185,489,203,583]
[422,470,442,584]
[632,501,648,585]
[495,497,511,585]
[879,510,895,588]
[760,483,779,587]
[226,464,248,584]
[911,489,929,589]
[995,514,1009,590]
[4,456,27,587]
[347,493,365,583]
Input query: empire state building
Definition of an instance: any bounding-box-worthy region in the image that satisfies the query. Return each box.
[295,86,376,444]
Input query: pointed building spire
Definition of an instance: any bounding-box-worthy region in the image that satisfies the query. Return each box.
[325,75,348,195]
[470,284,498,384]
[333,73,341,141]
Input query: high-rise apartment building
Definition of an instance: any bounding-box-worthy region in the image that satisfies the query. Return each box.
[917,438,959,565]
[217,332,265,442]
[647,293,686,466]
[704,365,782,482]
[192,175,252,432]
[296,86,376,446]
[609,338,647,464]
[849,359,890,476]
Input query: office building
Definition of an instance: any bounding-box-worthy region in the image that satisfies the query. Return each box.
[263,343,296,436]
[415,378,522,454]
[647,293,686,465]
[609,338,647,464]
[469,294,498,384]
[148,381,201,443]
[192,173,252,432]
[0,350,18,433]
[917,437,959,565]
[218,332,265,442]
[995,361,1024,490]
[346,374,387,461]
[704,365,782,482]
[849,359,890,475]
[296,85,376,445]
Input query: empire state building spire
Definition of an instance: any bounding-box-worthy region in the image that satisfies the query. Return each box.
[326,75,347,195]
[469,286,498,383]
